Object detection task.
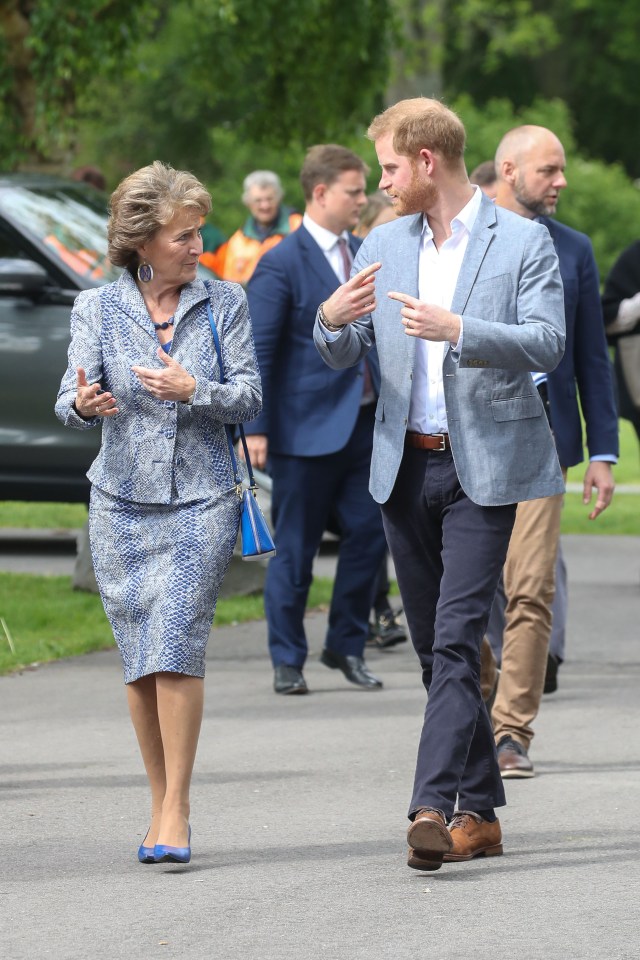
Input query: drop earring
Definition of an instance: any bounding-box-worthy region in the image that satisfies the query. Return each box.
[137,261,153,283]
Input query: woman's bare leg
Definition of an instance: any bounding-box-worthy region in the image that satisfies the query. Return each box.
[155,673,204,847]
[126,674,166,847]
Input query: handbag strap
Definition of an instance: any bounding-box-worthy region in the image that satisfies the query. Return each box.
[206,302,257,490]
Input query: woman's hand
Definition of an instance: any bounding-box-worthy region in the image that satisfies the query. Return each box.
[131,348,196,402]
[74,367,119,418]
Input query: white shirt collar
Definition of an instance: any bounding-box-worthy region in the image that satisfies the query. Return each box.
[421,185,482,242]
[303,212,351,252]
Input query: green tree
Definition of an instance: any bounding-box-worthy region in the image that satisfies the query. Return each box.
[76,0,393,187]
[388,0,640,177]
[439,0,640,177]
[0,0,157,169]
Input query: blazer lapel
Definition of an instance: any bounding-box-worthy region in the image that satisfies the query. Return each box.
[450,196,497,316]
[112,271,156,337]
[387,215,422,369]
[297,224,344,292]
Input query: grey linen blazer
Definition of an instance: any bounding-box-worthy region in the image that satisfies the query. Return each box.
[314,196,566,507]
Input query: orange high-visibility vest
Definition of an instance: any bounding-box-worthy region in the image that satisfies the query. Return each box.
[201,212,302,285]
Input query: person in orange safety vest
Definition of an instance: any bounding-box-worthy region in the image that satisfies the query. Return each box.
[200,170,301,285]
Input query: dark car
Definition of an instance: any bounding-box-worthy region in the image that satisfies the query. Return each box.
[0,174,214,504]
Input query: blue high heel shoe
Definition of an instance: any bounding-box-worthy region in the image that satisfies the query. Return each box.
[138,827,157,864]
[138,842,156,864]
[154,825,191,864]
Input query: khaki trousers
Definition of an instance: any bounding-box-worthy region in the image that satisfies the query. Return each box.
[491,488,564,749]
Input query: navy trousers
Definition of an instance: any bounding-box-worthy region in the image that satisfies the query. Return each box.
[381,446,516,819]
[265,405,388,668]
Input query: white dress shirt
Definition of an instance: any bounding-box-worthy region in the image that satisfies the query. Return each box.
[408,186,481,434]
[303,213,352,283]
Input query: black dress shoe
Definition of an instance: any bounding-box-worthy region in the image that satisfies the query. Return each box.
[544,652,559,694]
[368,606,407,649]
[273,665,308,695]
[320,649,383,689]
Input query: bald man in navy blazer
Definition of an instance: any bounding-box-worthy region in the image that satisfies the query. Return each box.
[482,126,617,779]
[246,145,388,696]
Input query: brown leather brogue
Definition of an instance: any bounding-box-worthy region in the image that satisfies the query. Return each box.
[497,735,535,778]
[406,808,453,871]
[443,811,503,862]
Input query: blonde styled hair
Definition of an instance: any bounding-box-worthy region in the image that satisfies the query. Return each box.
[367,98,466,167]
[108,161,211,270]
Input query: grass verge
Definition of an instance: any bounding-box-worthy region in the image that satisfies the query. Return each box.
[0,573,337,676]
[1,422,638,533]
[561,490,640,535]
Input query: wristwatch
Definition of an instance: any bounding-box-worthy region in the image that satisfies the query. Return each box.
[319,302,344,333]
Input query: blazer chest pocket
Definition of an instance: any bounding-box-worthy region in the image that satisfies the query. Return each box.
[490,394,542,422]
[466,274,513,323]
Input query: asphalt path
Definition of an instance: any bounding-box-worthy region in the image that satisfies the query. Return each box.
[1,535,638,960]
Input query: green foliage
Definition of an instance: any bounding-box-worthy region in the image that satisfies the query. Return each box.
[76,0,392,191]
[453,95,640,280]
[0,0,157,168]
[439,0,640,177]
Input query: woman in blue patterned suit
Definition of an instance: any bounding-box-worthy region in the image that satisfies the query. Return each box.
[56,162,261,865]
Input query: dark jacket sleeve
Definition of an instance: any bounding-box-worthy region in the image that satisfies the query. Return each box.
[602,240,640,339]
[572,237,619,459]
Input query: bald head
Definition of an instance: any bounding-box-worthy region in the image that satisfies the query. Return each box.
[495,125,567,218]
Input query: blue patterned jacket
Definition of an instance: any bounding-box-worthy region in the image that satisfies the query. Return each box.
[55,271,262,504]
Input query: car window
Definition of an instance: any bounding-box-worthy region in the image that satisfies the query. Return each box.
[0,227,30,259]
[0,184,120,284]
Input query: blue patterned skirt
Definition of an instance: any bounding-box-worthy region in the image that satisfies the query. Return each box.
[89,486,240,683]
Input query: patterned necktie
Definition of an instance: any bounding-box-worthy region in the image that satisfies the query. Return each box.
[337,237,352,283]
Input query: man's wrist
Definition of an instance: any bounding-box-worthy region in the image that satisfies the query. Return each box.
[319,302,344,333]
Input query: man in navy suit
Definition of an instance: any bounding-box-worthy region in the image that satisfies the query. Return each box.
[484,126,618,777]
[246,144,388,695]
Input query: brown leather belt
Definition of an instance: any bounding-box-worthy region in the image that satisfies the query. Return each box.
[405,431,451,451]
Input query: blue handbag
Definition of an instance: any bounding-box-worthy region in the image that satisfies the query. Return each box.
[207,303,276,561]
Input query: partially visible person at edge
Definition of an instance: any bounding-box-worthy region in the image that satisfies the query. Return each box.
[200,219,226,260]
[314,97,565,870]
[55,162,261,868]
[354,190,407,649]
[245,145,388,696]
[602,240,640,448]
[201,170,302,284]
[354,190,397,238]
[468,160,497,200]
[480,126,617,780]
[72,165,107,192]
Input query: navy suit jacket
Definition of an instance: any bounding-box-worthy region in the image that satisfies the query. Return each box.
[540,217,618,467]
[245,224,379,456]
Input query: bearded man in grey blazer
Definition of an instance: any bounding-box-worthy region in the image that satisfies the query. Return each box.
[314,98,566,870]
